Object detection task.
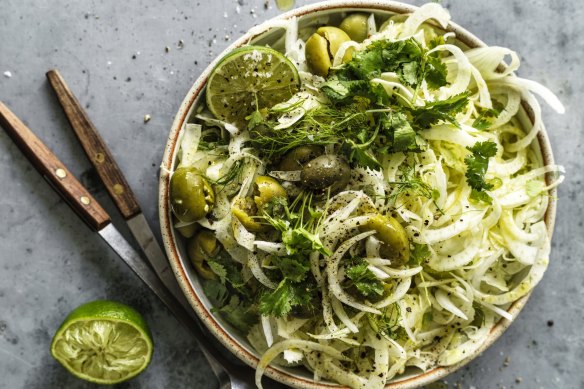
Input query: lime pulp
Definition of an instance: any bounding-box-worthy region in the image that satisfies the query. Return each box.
[50,300,153,385]
[205,45,300,127]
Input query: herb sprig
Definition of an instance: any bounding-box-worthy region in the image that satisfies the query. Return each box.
[465,141,498,204]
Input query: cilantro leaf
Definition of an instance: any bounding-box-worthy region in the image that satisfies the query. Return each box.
[472,101,504,130]
[410,243,431,266]
[321,78,388,105]
[259,278,313,317]
[207,250,247,292]
[428,36,446,50]
[272,255,310,282]
[465,141,498,204]
[344,258,384,298]
[409,92,470,129]
[281,227,331,256]
[342,140,382,170]
[246,110,265,131]
[347,38,424,86]
[217,295,258,334]
[202,279,229,307]
[380,111,427,153]
[424,55,448,90]
[207,261,227,284]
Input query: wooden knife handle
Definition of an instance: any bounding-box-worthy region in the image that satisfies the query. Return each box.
[46,69,141,220]
[0,101,110,231]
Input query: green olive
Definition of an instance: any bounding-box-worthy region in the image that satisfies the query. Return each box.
[301,155,351,194]
[305,26,353,77]
[170,167,214,223]
[174,217,199,238]
[232,176,287,232]
[254,176,287,210]
[360,214,410,265]
[340,13,369,42]
[278,145,324,171]
[187,230,219,280]
[232,197,267,232]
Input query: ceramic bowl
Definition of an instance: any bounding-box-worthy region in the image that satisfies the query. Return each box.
[159,1,557,387]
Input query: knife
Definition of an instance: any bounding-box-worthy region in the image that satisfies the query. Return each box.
[45,69,191,311]
[0,101,258,389]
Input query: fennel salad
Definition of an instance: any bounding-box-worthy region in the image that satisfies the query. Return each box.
[167,3,565,388]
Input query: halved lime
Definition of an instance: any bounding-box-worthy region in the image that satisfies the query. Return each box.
[205,45,300,127]
[50,300,153,385]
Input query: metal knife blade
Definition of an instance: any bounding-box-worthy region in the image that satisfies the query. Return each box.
[126,213,192,310]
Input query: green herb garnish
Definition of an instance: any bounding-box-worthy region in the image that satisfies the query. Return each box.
[465,141,498,204]
[344,257,384,298]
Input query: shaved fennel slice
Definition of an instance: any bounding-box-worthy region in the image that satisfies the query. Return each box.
[255,340,350,389]
[248,252,277,289]
[232,216,256,251]
[470,66,492,109]
[431,44,472,98]
[438,311,495,366]
[373,277,412,309]
[417,208,486,244]
[465,46,520,80]
[195,114,239,135]
[331,296,359,333]
[428,235,481,271]
[435,290,468,320]
[177,123,202,168]
[475,224,550,305]
[421,124,477,148]
[400,3,450,38]
[326,231,381,314]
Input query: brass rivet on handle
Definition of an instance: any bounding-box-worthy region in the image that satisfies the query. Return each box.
[55,168,67,179]
[94,153,105,164]
[113,184,125,195]
[80,196,91,205]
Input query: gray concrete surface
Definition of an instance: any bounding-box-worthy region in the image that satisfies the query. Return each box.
[0,0,582,388]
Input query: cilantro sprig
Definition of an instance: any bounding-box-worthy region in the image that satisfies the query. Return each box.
[343,258,384,298]
[465,141,498,204]
[255,194,327,318]
[259,278,316,318]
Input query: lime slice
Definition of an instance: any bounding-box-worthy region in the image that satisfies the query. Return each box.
[206,45,300,127]
[50,300,153,385]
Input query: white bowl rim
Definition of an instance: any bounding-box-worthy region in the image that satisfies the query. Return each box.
[158,1,558,388]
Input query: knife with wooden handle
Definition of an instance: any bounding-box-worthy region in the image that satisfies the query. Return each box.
[45,69,191,311]
[0,101,258,389]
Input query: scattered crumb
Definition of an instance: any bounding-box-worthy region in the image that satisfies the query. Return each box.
[143,114,151,123]
[503,356,511,367]
[516,377,523,384]
[125,77,132,82]
[177,39,184,49]
[165,46,170,53]
[547,320,554,327]
[3,71,12,78]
